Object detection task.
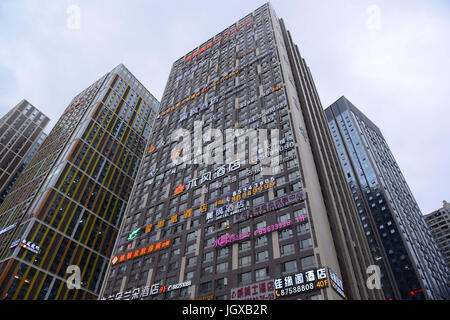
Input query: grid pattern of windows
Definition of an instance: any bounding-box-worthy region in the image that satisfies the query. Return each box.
[0,64,159,300]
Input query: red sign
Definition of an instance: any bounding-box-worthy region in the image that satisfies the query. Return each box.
[185,18,253,63]
[111,239,171,265]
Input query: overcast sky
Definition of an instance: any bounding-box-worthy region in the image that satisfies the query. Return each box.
[0,0,448,214]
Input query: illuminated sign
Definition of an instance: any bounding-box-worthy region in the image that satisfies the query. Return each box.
[128,228,141,241]
[111,239,171,265]
[328,268,346,299]
[184,18,253,63]
[230,279,275,300]
[233,191,306,223]
[213,215,307,248]
[205,177,276,223]
[214,232,250,247]
[195,295,214,300]
[159,69,239,118]
[274,268,328,298]
[185,160,241,190]
[10,239,40,254]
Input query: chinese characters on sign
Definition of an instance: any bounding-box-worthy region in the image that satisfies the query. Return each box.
[230,280,275,300]
[111,239,171,265]
[274,268,328,298]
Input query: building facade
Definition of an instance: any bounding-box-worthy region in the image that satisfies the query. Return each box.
[100,4,382,301]
[0,100,49,205]
[325,96,450,300]
[424,201,450,271]
[0,64,159,300]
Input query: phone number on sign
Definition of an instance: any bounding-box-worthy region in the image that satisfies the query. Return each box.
[275,283,315,297]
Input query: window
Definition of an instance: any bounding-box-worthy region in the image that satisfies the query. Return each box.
[279,229,293,240]
[297,222,310,235]
[187,257,197,267]
[218,247,229,258]
[204,251,214,262]
[240,225,250,234]
[254,236,267,248]
[278,213,290,223]
[239,271,252,285]
[216,278,228,290]
[205,237,215,247]
[168,262,179,272]
[202,266,214,276]
[187,231,197,241]
[186,243,196,254]
[253,195,265,206]
[199,282,212,294]
[172,248,181,257]
[239,240,251,252]
[185,271,195,281]
[255,221,266,230]
[282,260,297,274]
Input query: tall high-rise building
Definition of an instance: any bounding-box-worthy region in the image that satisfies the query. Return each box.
[100,3,382,301]
[325,96,450,300]
[0,100,49,204]
[424,201,450,271]
[0,64,160,300]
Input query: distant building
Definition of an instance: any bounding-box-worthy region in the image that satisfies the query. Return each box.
[0,100,49,205]
[325,96,450,300]
[424,201,450,271]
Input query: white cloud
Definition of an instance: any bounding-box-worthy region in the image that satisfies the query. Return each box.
[0,0,448,213]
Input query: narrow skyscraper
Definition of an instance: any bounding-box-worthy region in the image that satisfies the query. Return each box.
[325,96,450,300]
[0,64,159,300]
[100,4,382,300]
[0,100,49,205]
